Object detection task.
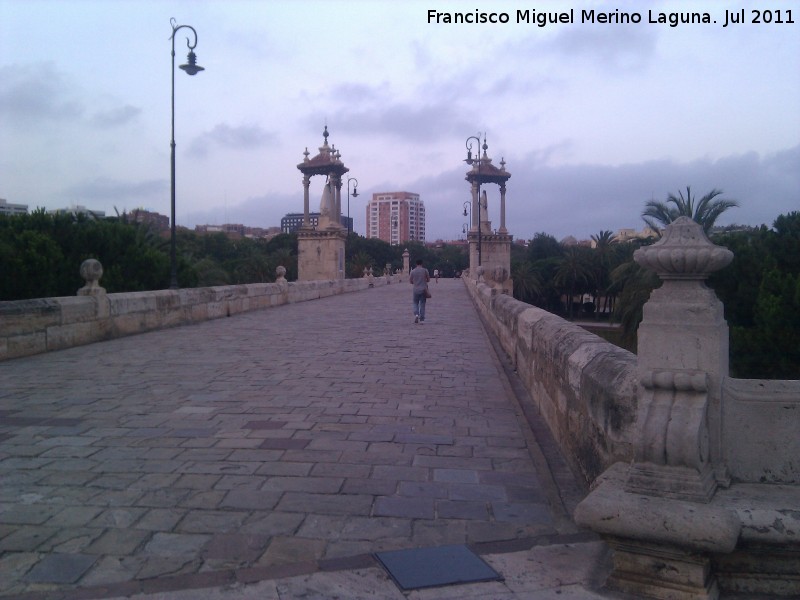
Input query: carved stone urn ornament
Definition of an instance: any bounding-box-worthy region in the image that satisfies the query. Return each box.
[629,217,733,502]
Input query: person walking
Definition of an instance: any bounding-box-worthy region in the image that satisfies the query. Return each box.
[409,258,430,324]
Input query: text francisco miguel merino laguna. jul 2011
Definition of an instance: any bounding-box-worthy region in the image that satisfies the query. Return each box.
[427,8,795,28]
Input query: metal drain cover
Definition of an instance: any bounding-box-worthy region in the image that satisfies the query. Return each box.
[375,544,502,590]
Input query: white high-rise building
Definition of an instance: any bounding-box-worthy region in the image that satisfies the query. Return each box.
[365,191,425,245]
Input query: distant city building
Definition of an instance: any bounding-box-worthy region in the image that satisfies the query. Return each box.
[196,223,245,236]
[366,191,425,246]
[128,208,169,232]
[0,198,27,216]
[613,227,658,243]
[195,223,281,239]
[281,212,352,234]
[244,226,281,239]
[709,224,756,235]
[47,205,106,219]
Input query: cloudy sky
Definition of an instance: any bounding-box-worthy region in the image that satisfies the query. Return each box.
[1,0,798,242]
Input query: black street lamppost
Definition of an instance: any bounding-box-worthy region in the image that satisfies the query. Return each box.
[464,133,487,267]
[169,18,205,289]
[346,176,358,235]
[462,200,471,241]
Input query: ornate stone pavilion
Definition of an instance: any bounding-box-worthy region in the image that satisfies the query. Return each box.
[296,126,349,281]
[465,136,513,294]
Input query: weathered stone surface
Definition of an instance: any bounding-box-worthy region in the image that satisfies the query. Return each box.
[722,377,800,484]
[575,464,740,554]
[24,552,98,583]
[570,219,800,599]
[464,277,638,483]
[1,277,389,362]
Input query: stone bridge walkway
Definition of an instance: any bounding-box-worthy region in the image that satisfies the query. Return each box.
[0,279,609,599]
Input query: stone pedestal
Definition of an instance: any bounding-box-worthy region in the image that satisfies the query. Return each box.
[297,227,346,281]
[468,231,513,294]
[575,217,741,600]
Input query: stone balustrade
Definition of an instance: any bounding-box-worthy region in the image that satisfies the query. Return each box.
[466,218,799,599]
[463,275,639,483]
[0,262,398,362]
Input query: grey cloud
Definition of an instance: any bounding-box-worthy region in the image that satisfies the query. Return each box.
[187,123,276,158]
[0,62,84,123]
[182,191,300,229]
[547,25,656,71]
[402,145,799,242]
[183,145,798,242]
[332,102,475,142]
[329,82,384,104]
[91,105,141,128]
[63,178,167,202]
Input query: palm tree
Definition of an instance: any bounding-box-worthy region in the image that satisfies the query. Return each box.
[512,261,544,305]
[609,259,660,345]
[554,246,594,318]
[590,230,618,318]
[348,251,374,279]
[642,187,738,234]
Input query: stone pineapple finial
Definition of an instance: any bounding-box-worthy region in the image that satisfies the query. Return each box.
[633,216,733,280]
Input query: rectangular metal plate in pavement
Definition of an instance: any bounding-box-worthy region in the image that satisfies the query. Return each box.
[374,544,502,591]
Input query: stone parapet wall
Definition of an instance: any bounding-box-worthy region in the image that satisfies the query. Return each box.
[463,278,639,484]
[722,377,800,485]
[0,276,397,362]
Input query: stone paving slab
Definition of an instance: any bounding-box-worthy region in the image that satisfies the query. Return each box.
[0,279,593,598]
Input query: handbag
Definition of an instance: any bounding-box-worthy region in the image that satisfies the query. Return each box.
[424,286,431,299]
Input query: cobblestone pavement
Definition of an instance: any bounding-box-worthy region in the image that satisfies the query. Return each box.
[0,279,599,599]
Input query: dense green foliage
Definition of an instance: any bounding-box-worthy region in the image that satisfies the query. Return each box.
[510,212,800,379]
[1,210,170,299]
[709,213,800,378]
[0,212,468,300]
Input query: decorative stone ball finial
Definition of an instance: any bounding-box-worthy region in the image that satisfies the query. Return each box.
[633,216,733,280]
[78,258,106,296]
[275,265,287,282]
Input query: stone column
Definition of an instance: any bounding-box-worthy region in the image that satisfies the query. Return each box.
[499,182,507,233]
[402,248,410,275]
[332,174,343,227]
[302,175,311,227]
[471,181,479,230]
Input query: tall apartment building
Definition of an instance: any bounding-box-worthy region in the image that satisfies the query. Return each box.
[365,192,425,246]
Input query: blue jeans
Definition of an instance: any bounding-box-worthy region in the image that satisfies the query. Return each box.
[413,291,427,321]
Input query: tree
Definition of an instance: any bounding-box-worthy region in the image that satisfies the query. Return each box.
[511,261,544,306]
[527,232,563,262]
[590,230,618,318]
[609,258,660,345]
[553,246,595,318]
[348,251,374,278]
[642,187,738,234]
